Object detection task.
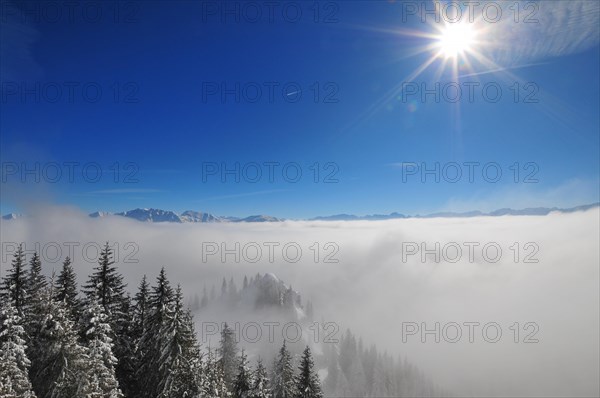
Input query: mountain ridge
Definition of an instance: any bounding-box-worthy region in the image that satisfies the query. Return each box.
[310,202,599,221]
[2,203,598,223]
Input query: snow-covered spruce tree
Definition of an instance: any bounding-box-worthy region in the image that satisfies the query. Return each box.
[53,256,82,320]
[294,346,322,398]
[122,275,150,396]
[371,354,391,398]
[0,301,36,397]
[228,277,238,303]
[249,358,270,398]
[360,343,378,395]
[132,275,150,340]
[337,329,367,396]
[29,287,89,398]
[25,252,47,300]
[322,344,337,395]
[219,322,238,390]
[83,243,134,395]
[346,352,367,397]
[137,267,174,398]
[232,349,252,398]
[220,278,227,298]
[113,293,135,398]
[271,341,296,398]
[189,293,201,312]
[83,243,127,313]
[157,286,203,398]
[0,244,28,316]
[338,329,356,377]
[0,377,32,398]
[322,344,349,397]
[24,252,48,356]
[200,286,208,309]
[79,299,124,398]
[203,348,229,398]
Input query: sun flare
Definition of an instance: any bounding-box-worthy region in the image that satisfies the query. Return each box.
[436,23,476,58]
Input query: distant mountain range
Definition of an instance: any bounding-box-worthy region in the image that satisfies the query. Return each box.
[3,203,598,223]
[311,202,600,221]
[87,208,283,223]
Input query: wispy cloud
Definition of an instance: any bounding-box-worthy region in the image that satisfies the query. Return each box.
[486,1,600,66]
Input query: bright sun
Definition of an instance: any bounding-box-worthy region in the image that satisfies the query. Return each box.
[437,23,476,58]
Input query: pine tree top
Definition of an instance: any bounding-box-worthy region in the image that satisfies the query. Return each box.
[83,243,127,313]
[1,244,28,315]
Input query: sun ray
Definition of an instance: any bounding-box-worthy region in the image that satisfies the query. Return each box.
[340,53,441,133]
[336,3,556,137]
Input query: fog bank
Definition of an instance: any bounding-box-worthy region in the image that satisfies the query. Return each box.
[1,207,598,397]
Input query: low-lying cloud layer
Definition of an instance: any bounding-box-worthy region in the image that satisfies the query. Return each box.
[1,206,598,397]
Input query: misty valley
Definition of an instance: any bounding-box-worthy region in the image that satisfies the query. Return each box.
[1,207,598,397]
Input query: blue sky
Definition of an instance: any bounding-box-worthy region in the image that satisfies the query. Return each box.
[1,0,599,218]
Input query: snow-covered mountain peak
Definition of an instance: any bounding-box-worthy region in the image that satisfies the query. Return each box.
[180,210,223,223]
[89,211,112,218]
[1,213,22,220]
[239,215,283,222]
[116,208,182,223]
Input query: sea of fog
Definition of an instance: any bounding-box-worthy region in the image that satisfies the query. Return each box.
[1,207,598,397]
